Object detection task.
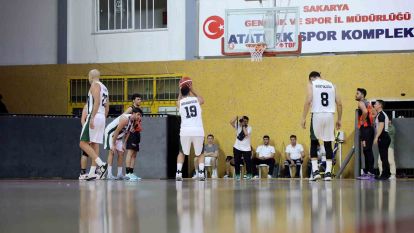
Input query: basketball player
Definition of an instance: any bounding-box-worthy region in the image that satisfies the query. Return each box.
[176,78,205,181]
[124,94,143,181]
[301,71,342,181]
[104,108,142,180]
[79,69,109,180]
[355,88,375,180]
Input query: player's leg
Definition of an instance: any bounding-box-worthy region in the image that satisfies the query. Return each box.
[210,157,218,178]
[309,114,322,181]
[80,114,108,180]
[193,136,205,181]
[177,136,191,181]
[322,113,335,181]
[125,132,140,180]
[79,151,89,180]
[115,140,126,179]
[106,150,116,179]
[116,149,125,179]
[193,157,199,179]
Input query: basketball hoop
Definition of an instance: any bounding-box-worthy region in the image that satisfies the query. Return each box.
[247,43,267,62]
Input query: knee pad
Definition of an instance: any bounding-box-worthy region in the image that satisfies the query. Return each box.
[324,141,333,159]
[310,140,319,158]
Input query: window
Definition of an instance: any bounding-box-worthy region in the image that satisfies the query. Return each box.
[97,0,167,32]
[156,77,180,100]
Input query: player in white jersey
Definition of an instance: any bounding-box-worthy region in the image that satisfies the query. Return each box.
[79,69,109,180]
[104,108,142,180]
[301,71,342,181]
[175,81,205,181]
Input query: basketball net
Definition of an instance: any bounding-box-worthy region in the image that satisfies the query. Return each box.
[247,43,266,62]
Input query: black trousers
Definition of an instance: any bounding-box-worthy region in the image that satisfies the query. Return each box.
[233,147,252,175]
[252,158,275,176]
[360,126,375,174]
[378,134,391,177]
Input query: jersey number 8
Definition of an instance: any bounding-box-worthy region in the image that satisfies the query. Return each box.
[321,92,329,107]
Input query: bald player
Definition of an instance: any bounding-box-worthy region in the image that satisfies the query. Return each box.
[301,71,342,181]
[79,69,109,180]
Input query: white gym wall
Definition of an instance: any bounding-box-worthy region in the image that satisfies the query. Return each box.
[67,0,189,63]
[0,0,58,66]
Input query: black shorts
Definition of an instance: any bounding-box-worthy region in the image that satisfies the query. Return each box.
[360,126,374,143]
[126,131,141,151]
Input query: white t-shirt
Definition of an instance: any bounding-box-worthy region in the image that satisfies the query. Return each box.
[179,96,204,136]
[311,78,336,113]
[285,144,304,160]
[233,122,252,152]
[256,145,275,159]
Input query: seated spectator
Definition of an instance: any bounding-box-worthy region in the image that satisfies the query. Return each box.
[193,134,219,178]
[284,135,304,178]
[252,135,275,179]
[204,134,219,178]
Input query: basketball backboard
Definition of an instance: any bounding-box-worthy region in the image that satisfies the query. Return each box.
[222,7,301,56]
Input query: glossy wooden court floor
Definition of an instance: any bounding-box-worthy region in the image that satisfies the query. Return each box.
[1,179,414,233]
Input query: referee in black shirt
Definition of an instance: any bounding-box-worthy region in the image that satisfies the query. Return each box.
[373,100,391,180]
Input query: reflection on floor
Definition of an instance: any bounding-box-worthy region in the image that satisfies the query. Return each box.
[1,179,414,233]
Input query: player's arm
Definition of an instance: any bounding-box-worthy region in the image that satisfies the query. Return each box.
[335,86,343,129]
[105,100,110,118]
[81,105,87,126]
[124,106,133,114]
[112,117,129,149]
[190,87,204,105]
[301,83,313,129]
[230,116,238,128]
[90,83,100,129]
[176,91,183,108]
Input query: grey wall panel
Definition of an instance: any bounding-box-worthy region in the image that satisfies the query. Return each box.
[373,118,414,169]
[0,115,180,179]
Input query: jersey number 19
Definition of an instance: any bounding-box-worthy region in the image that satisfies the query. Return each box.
[184,105,197,118]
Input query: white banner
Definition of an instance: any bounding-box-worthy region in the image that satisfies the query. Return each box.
[199,0,414,56]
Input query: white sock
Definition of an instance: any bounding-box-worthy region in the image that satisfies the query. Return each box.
[195,169,199,176]
[108,166,112,176]
[117,167,123,176]
[199,163,205,172]
[177,163,183,172]
[213,169,218,175]
[311,160,318,172]
[326,160,332,173]
[95,157,105,167]
[88,166,96,176]
[322,156,327,162]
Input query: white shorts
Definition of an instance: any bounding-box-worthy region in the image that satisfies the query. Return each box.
[180,136,204,156]
[311,113,335,142]
[104,135,124,152]
[204,157,217,166]
[80,114,106,144]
